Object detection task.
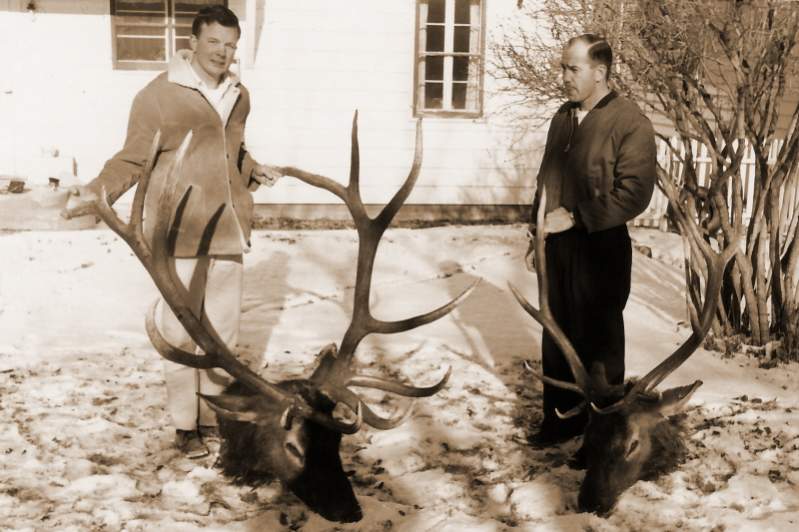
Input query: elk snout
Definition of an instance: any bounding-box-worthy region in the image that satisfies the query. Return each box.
[577,463,625,517]
[286,422,362,522]
[578,486,617,517]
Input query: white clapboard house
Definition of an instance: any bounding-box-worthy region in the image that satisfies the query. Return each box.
[0,0,547,222]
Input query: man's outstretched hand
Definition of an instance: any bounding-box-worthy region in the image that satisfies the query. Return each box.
[251,164,283,187]
[61,186,98,220]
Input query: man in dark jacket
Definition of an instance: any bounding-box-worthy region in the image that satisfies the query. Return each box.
[526,34,656,446]
[65,6,280,458]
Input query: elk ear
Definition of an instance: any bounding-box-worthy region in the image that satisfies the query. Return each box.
[654,380,703,417]
[198,393,261,423]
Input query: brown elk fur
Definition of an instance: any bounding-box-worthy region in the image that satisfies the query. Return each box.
[215,380,362,523]
[576,381,692,514]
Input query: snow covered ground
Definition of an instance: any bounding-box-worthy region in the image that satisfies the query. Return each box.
[0,224,797,531]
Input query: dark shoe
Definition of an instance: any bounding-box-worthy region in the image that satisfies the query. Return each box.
[175,429,209,459]
[199,425,220,441]
[528,419,584,449]
[558,422,586,441]
[528,428,571,448]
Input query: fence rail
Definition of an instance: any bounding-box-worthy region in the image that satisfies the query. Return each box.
[634,137,799,230]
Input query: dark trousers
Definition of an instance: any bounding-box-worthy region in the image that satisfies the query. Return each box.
[539,225,632,436]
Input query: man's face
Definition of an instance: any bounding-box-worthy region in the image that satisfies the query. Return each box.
[190,21,239,83]
[561,41,604,105]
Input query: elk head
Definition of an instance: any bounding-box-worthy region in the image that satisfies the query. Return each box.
[199,358,362,522]
[510,189,737,515]
[575,375,703,515]
[73,114,476,522]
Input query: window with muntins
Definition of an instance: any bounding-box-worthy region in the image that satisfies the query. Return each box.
[415,0,485,117]
[111,0,226,70]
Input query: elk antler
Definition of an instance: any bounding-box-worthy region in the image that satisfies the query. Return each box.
[277,112,479,429]
[509,190,592,416]
[512,190,738,418]
[592,195,739,414]
[81,130,363,434]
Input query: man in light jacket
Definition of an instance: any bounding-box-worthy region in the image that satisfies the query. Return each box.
[66,5,279,458]
[526,34,656,448]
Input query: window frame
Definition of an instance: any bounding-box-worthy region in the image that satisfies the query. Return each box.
[413,0,486,118]
[110,0,227,71]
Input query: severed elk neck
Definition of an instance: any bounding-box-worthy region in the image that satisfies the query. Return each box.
[76,113,477,522]
[510,190,738,515]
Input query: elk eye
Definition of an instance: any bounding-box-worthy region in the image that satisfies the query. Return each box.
[285,442,304,461]
[279,408,293,430]
[626,439,639,458]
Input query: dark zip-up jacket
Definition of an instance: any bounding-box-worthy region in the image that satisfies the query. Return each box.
[532,91,656,233]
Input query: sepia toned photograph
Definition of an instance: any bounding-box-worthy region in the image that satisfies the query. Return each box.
[0,1,797,530]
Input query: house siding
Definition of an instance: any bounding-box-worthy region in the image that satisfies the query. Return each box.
[0,0,545,209]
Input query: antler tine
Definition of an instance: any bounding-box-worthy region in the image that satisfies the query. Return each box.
[630,242,737,395]
[523,361,588,418]
[590,401,625,415]
[144,300,215,368]
[130,129,161,230]
[370,278,480,335]
[92,131,163,247]
[374,117,423,230]
[278,111,370,222]
[522,359,587,397]
[347,110,368,220]
[510,192,591,393]
[326,385,415,430]
[348,366,452,397]
[590,387,661,415]
[362,401,415,430]
[556,402,588,419]
[278,166,348,203]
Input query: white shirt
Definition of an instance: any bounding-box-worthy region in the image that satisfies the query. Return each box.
[200,78,233,117]
[188,63,235,122]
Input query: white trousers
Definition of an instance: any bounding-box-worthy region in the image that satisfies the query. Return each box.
[156,255,243,430]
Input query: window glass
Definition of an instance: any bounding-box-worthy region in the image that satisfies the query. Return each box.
[416,0,483,116]
[112,0,226,69]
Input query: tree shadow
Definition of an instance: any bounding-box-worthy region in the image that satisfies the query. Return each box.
[234,225,590,524]
[432,260,588,523]
[438,259,536,369]
[355,239,578,522]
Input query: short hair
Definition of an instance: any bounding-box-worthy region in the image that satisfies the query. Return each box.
[192,4,240,37]
[567,33,612,80]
